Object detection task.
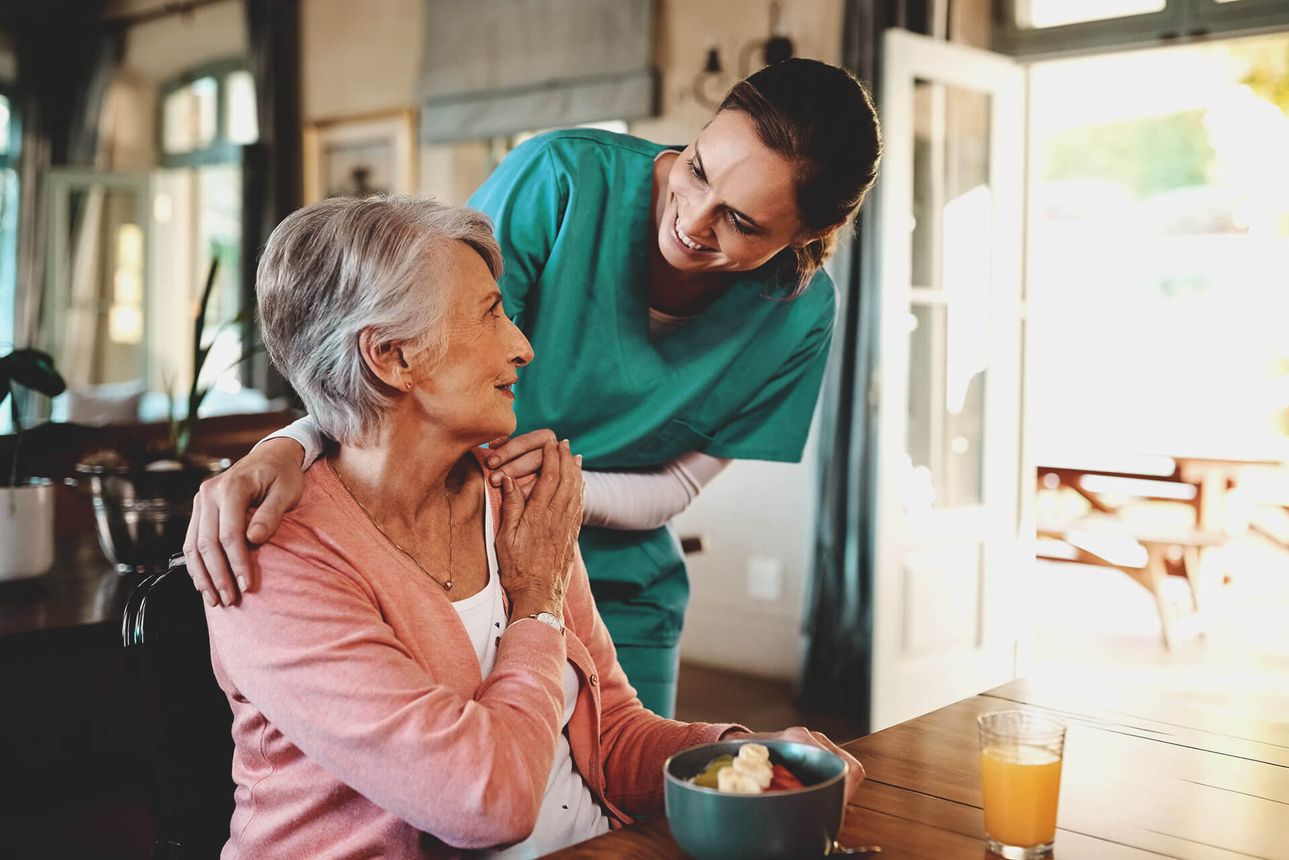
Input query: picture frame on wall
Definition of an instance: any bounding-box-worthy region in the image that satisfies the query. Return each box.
[302,108,418,204]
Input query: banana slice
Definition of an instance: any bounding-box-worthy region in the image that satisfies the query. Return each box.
[732,755,773,789]
[736,743,770,766]
[717,766,763,794]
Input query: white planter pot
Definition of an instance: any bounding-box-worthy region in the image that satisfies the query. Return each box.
[0,480,55,581]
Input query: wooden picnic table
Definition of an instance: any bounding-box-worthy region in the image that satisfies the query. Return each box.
[549,677,1289,858]
[1035,452,1288,647]
[1037,452,1283,533]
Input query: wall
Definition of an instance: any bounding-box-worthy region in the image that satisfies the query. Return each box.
[633,0,845,144]
[112,0,246,83]
[300,0,422,120]
[951,0,993,49]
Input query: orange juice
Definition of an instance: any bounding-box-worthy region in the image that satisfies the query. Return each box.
[980,746,1063,847]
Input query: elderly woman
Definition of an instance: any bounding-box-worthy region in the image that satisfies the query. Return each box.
[202,195,861,858]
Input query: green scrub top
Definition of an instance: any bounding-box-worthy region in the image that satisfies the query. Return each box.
[468,130,836,650]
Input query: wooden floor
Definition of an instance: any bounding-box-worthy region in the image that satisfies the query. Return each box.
[675,661,865,743]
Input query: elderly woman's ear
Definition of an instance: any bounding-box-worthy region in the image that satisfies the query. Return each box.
[358,329,414,392]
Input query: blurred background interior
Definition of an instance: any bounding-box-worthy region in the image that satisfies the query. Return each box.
[1,0,1288,856]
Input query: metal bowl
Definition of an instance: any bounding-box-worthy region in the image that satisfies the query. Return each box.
[664,739,849,860]
[70,457,229,575]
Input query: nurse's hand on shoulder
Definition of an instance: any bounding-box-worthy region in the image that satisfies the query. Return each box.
[723,726,865,803]
[486,429,565,498]
[183,437,306,608]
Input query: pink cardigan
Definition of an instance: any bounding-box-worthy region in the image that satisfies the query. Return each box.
[205,450,742,859]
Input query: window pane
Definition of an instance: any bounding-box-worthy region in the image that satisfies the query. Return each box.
[904,78,995,511]
[1018,0,1165,29]
[225,69,258,145]
[109,223,144,345]
[911,80,993,291]
[196,165,244,391]
[907,303,987,509]
[162,76,218,153]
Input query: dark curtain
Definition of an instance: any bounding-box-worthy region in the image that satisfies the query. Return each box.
[243,0,302,399]
[797,0,930,733]
[10,2,121,348]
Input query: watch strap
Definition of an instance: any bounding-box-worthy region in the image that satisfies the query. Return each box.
[516,611,564,635]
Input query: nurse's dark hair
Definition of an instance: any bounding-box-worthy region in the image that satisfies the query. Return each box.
[718,58,882,298]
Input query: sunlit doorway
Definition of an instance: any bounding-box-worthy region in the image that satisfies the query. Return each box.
[1024,32,1289,699]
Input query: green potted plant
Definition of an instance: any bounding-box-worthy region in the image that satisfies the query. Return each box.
[72,258,241,575]
[0,347,67,580]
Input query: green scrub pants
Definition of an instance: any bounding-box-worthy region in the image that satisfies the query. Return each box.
[613,642,681,718]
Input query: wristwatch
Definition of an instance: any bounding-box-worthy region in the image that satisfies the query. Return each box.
[516,611,565,636]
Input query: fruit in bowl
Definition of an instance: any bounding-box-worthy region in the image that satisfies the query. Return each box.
[664,739,850,860]
[689,743,807,793]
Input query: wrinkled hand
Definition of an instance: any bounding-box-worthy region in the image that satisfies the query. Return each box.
[727,726,865,802]
[183,438,305,607]
[495,439,583,619]
[485,429,558,498]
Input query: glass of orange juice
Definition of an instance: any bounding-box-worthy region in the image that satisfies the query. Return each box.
[978,710,1066,858]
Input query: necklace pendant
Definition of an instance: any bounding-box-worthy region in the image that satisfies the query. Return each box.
[444,580,453,592]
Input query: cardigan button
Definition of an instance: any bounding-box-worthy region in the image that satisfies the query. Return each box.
[589,673,599,686]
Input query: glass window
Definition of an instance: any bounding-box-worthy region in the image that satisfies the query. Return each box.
[1017,0,1166,29]
[224,69,258,146]
[162,75,218,154]
[906,79,995,510]
[108,223,144,346]
[195,164,244,393]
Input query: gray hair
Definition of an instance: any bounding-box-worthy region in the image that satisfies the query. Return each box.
[256,195,503,446]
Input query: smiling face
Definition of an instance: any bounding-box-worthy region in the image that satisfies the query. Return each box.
[656,109,806,275]
[404,240,533,445]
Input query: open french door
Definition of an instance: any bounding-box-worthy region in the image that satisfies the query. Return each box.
[871,29,1026,730]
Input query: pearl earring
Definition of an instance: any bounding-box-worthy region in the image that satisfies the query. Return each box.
[404,381,413,391]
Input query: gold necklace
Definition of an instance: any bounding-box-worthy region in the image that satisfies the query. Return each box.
[327,458,455,592]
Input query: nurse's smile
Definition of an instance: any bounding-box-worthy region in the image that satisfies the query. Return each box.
[673,216,715,254]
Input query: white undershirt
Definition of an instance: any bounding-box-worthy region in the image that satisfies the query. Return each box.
[455,491,609,858]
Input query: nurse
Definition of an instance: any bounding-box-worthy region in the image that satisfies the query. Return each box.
[184,58,882,717]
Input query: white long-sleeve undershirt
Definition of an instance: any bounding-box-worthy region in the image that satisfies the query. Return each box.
[579,450,730,530]
[261,416,730,531]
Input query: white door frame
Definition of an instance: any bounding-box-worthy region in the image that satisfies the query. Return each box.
[872,28,1026,730]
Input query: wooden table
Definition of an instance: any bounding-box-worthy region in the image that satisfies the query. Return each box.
[1036,453,1283,534]
[1035,452,1286,647]
[550,677,1289,858]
